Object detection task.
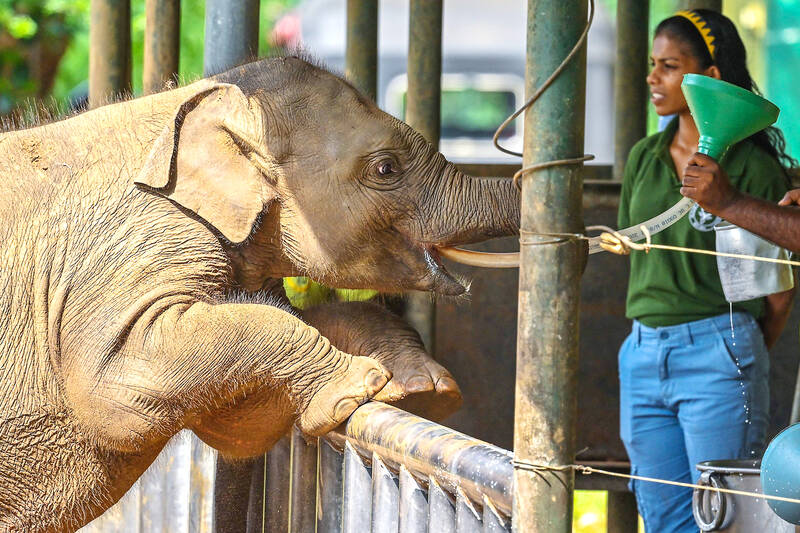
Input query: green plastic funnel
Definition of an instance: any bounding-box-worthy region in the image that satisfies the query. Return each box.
[682,73,779,160]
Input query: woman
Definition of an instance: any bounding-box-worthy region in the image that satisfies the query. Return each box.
[618,10,796,532]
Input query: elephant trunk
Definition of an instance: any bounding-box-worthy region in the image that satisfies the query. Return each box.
[420,163,520,247]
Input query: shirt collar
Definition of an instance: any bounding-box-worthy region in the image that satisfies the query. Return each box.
[654,116,751,177]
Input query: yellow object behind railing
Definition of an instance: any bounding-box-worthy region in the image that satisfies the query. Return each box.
[283,277,377,310]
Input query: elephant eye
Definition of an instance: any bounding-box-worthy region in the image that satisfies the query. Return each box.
[361,155,402,191]
[377,160,396,176]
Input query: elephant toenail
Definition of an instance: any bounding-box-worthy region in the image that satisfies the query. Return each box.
[405,375,434,394]
[333,398,360,421]
[365,368,389,392]
[435,376,461,394]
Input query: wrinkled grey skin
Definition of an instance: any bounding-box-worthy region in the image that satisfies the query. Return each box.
[0,56,519,532]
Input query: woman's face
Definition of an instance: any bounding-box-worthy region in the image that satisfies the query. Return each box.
[647,33,716,116]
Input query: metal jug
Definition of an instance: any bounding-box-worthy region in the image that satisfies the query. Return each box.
[693,459,799,532]
[714,222,794,302]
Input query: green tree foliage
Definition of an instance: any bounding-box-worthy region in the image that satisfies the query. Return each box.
[0,0,89,115]
[2,0,299,115]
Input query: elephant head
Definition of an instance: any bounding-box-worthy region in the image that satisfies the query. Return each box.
[136,57,520,293]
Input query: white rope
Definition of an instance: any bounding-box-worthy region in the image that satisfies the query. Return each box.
[513,460,800,506]
[593,224,800,267]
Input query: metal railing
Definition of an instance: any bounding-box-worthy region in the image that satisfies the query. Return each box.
[268,401,513,533]
[78,431,216,532]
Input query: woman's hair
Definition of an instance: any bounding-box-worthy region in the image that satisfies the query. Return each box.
[656,9,798,171]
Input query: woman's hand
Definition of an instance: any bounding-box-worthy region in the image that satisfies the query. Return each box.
[680,152,740,216]
[778,189,800,207]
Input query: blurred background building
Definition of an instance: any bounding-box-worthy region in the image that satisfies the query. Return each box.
[2,1,798,163]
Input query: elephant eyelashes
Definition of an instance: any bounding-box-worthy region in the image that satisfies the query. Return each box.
[358,155,403,191]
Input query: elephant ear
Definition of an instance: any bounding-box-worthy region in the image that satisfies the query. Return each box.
[135,83,276,244]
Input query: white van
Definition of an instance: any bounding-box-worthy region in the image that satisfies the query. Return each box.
[289,0,615,164]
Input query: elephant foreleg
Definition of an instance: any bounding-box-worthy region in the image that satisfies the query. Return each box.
[67,300,389,457]
[302,301,463,422]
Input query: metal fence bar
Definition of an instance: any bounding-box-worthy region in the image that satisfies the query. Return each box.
[203,0,260,76]
[398,466,427,533]
[455,163,612,181]
[613,0,648,181]
[189,434,216,533]
[342,442,373,533]
[139,453,167,532]
[345,0,379,100]
[482,497,510,533]
[514,0,586,531]
[89,0,131,108]
[427,477,456,533]
[328,402,513,517]
[143,0,180,95]
[163,435,191,532]
[265,435,291,532]
[318,439,344,533]
[606,491,639,533]
[455,489,482,533]
[402,0,443,352]
[289,428,318,533]
[371,453,400,533]
[681,0,722,10]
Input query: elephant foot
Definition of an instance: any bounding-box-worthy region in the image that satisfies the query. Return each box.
[373,353,463,422]
[297,355,390,436]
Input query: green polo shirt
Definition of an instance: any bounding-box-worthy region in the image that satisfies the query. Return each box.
[618,119,789,327]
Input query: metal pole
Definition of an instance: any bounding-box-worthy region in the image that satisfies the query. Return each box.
[371,454,400,533]
[427,478,456,532]
[203,0,260,76]
[790,367,800,423]
[89,0,131,108]
[455,490,482,532]
[143,0,180,95]
[345,0,379,100]
[398,466,427,533]
[342,442,373,533]
[317,439,344,533]
[512,0,586,531]
[403,0,443,351]
[613,0,649,181]
[327,401,513,516]
[611,0,647,519]
[606,491,639,533]
[681,0,723,10]
[289,427,318,533]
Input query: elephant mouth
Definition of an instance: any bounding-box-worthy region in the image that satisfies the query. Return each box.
[423,246,466,296]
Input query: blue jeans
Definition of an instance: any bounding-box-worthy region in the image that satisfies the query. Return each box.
[619,312,770,533]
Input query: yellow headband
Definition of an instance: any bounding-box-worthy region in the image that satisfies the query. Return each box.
[674,10,716,60]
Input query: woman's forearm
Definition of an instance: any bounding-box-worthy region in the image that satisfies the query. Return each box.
[761,286,796,349]
[716,194,800,254]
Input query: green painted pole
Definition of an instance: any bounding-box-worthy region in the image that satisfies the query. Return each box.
[345,0,379,100]
[607,490,639,533]
[613,0,649,181]
[203,0,260,76]
[143,0,180,95]
[404,0,442,352]
[406,0,442,147]
[681,0,722,11]
[513,0,586,531]
[89,0,131,109]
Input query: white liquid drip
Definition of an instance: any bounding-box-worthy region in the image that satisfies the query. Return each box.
[729,302,736,347]
[729,302,752,428]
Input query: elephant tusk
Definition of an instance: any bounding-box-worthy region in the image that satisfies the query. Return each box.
[437,247,519,268]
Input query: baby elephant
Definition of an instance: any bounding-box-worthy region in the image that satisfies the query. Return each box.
[0,56,519,531]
